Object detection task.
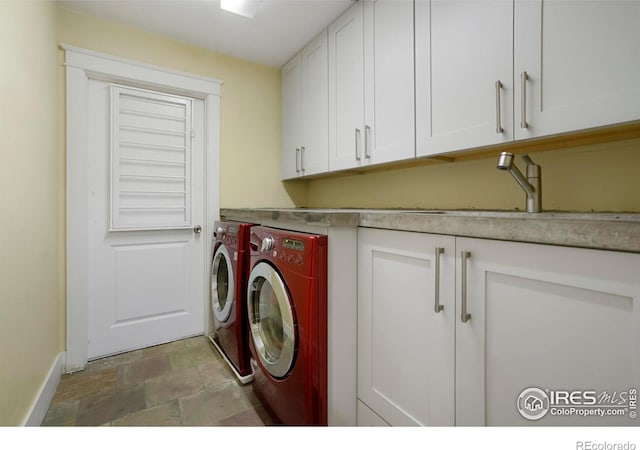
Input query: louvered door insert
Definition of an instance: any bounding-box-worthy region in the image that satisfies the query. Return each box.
[110,85,194,231]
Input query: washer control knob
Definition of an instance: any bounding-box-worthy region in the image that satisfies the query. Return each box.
[261,236,275,253]
[215,226,225,237]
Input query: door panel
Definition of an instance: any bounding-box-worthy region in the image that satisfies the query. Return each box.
[87,80,205,359]
[456,237,640,426]
[364,0,415,165]
[301,30,329,176]
[113,242,188,321]
[515,0,640,139]
[281,54,302,180]
[358,228,455,426]
[329,1,364,171]
[417,0,513,156]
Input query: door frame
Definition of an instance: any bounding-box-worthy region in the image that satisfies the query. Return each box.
[63,44,221,373]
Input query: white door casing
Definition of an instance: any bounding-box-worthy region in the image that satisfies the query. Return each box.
[65,45,221,372]
[87,82,205,359]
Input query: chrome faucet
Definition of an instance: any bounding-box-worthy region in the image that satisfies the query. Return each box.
[497,152,542,213]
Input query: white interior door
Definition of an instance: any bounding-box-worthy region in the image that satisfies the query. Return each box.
[87,80,205,359]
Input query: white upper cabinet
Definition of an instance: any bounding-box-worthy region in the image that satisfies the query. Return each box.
[281,54,303,180]
[286,0,640,176]
[281,31,329,180]
[328,1,366,171]
[417,0,640,157]
[329,0,415,171]
[514,0,640,139]
[301,30,329,176]
[416,0,514,157]
[363,0,415,165]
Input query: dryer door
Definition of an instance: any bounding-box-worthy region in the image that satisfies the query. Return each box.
[247,261,296,378]
[211,245,234,323]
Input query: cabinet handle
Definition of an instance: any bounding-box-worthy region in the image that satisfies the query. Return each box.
[295,148,300,173]
[461,251,471,323]
[495,80,504,134]
[364,125,371,159]
[434,247,444,313]
[521,71,529,129]
[355,128,361,161]
[301,146,306,172]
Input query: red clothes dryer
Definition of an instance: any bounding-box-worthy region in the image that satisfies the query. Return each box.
[246,226,328,425]
[209,221,254,384]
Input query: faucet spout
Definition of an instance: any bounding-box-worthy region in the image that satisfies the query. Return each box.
[497,152,542,213]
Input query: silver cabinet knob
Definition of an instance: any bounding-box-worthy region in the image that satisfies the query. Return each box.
[261,236,274,252]
[193,225,202,234]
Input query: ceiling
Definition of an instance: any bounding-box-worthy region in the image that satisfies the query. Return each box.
[58,0,354,68]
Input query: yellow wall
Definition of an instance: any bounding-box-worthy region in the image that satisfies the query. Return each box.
[56,5,298,209]
[305,138,640,212]
[0,1,60,425]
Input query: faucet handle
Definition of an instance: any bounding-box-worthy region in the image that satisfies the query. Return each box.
[522,154,541,179]
[521,154,536,166]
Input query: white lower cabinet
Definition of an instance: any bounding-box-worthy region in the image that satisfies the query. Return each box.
[358,228,640,426]
[357,400,390,427]
[456,237,640,426]
[358,228,455,426]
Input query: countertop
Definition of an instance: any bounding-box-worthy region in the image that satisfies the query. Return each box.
[220,208,640,253]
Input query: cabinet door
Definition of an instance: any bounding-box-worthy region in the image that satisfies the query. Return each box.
[357,400,390,427]
[363,0,415,165]
[328,1,365,171]
[515,0,640,140]
[281,54,302,180]
[300,30,329,176]
[358,228,455,426]
[416,0,513,157]
[456,237,640,426]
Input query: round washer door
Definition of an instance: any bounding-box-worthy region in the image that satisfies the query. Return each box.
[210,245,234,323]
[247,262,296,378]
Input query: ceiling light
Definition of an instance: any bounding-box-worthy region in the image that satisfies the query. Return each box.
[220,0,263,19]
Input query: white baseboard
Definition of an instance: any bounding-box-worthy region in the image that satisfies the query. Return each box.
[22,352,65,426]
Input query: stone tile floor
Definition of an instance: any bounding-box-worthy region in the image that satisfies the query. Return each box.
[42,336,277,426]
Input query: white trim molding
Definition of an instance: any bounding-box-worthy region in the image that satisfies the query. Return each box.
[23,352,66,426]
[63,44,221,373]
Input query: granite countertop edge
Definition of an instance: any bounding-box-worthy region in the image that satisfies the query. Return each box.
[220,208,640,253]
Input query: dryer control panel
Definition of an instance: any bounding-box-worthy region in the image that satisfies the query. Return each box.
[251,227,327,277]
